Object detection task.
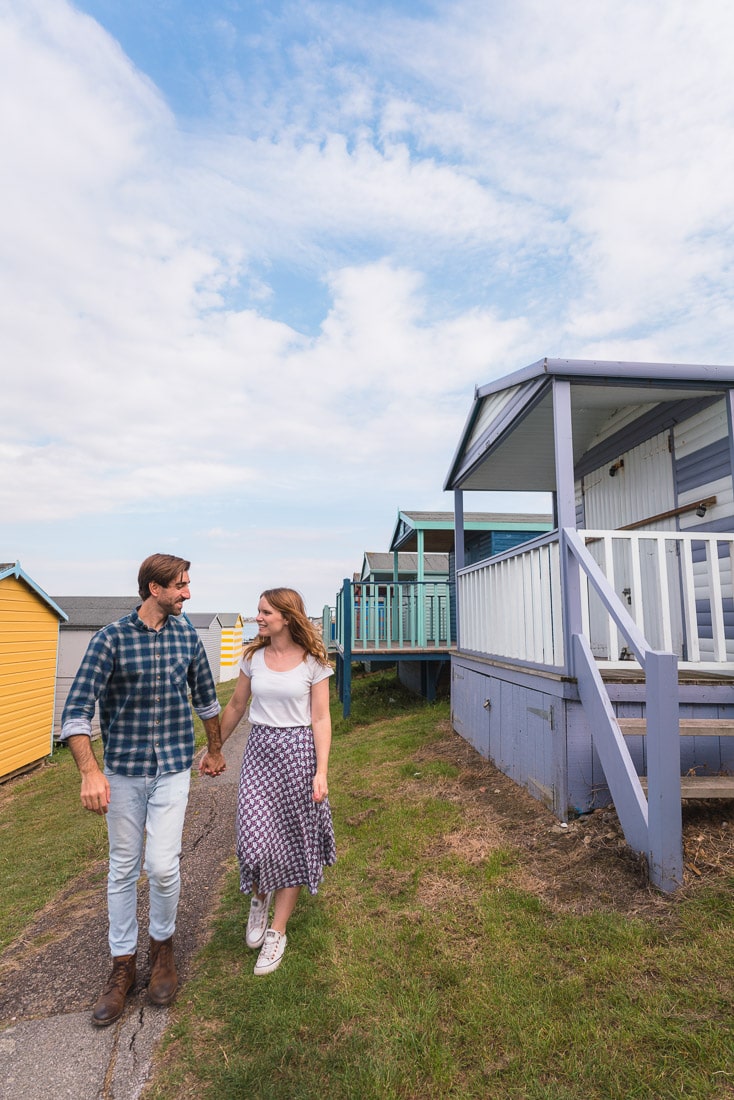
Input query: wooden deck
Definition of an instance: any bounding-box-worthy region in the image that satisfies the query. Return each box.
[600,666,734,686]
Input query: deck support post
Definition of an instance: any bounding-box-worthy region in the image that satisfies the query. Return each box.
[454,490,465,646]
[553,380,583,675]
[646,652,683,891]
[416,529,426,646]
[342,578,352,718]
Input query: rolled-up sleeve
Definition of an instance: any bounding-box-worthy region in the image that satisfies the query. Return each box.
[188,639,221,719]
[59,633,115,742]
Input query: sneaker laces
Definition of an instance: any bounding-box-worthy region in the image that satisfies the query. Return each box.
[258,929,281,962]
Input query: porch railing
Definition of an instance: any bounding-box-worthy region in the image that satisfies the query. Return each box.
[334,579,452,651]
[580,529,734,666]
[457,534,564,666]
[457,529,734,669]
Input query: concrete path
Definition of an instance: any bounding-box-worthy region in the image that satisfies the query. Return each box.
[0,720,249,1100]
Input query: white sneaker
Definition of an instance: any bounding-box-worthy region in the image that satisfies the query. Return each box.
[254,929,287,976]
[245,891,273,949]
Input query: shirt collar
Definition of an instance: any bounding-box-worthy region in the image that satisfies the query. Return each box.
[128,606,180,634]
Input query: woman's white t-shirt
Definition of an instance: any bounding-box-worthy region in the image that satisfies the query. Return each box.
[240,647,333,728]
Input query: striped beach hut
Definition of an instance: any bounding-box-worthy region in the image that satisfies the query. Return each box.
[0,562,67,780]
[218,613,245,681]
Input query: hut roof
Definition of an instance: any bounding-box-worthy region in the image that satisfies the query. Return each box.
[1,562,68,620]
[53,596,138,629]
[445,357,734,494]
[186,612,221,628]
[362,551,449,578]
[390,510,552,553]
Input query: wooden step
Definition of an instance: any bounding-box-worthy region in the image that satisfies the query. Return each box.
[639,776,734,799]
[619,718,734,737]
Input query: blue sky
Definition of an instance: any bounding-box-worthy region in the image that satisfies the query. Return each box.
[3,0,734,615]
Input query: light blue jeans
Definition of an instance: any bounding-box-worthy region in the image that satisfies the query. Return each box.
[104,768,191,957]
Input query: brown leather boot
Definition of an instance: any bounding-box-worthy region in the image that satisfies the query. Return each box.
[148,936,178,1005]
[91,953,136,1027]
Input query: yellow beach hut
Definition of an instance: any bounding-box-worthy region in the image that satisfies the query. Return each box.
[0,562,67,780]
[218,613,245,681]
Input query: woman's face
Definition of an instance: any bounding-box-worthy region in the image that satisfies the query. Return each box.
[256,596,290,638]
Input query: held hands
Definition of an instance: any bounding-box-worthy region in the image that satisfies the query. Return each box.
[312,772,328,803]
[199,749,227,777]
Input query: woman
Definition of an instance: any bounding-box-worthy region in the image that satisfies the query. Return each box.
[218,588,336,976]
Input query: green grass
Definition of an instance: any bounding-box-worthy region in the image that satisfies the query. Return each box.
[0,740,109,950]
[2,668,732,1098]
[144,668,734,1100]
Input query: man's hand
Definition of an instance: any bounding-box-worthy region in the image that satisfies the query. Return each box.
[67,734,110,814]
[80,770,111,815]
[199,749,227,777]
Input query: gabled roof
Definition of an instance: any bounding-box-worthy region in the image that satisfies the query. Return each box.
[53,596,138,629]
[361,552,449,579]
[186,612,222,629]
[390,510,553,553]
[218,613,243,627]
[0,562,68,621]
[445,358,734,493]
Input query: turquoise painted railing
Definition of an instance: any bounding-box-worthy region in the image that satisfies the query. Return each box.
[334,580,452,651]
[322,604,337,649]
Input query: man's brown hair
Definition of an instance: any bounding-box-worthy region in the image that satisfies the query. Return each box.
[138,554,191,601]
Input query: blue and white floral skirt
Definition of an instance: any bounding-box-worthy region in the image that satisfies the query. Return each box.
[236,724,336,896]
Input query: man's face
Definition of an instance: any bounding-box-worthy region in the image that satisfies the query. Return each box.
[151,572,191,616]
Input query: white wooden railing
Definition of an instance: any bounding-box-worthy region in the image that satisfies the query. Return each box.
[581,530,734,666]
[457,529,734,670]
[458,535,564,666]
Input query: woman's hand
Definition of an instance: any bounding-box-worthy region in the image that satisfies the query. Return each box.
[312,771,328,802]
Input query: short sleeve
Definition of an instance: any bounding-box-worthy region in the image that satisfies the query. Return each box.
[309,656,333,685]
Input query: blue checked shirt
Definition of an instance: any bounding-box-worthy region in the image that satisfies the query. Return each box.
[60,608,221,776]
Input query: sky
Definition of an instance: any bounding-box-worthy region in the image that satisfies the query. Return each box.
[3,0,734,616]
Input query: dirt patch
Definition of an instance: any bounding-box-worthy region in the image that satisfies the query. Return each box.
[414,720,734,919]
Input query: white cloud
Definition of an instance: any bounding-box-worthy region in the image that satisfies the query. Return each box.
[2,0,734,610]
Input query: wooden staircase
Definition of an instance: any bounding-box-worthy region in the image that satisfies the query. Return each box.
[618,718,734,799]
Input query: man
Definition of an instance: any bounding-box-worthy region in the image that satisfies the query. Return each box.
[60,554,226,1027]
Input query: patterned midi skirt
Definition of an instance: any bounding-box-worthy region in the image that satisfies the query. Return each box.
[236,724,337,896]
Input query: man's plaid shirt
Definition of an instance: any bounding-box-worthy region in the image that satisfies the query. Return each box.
[60,608,221,776]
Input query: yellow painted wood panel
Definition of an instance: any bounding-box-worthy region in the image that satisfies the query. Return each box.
[0,575,59,778]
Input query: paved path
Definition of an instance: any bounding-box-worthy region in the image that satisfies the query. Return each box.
[0,721,249,1100]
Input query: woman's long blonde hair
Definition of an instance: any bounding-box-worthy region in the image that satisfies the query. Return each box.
[243,588,330,665]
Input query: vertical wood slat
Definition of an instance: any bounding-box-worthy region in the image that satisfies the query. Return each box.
[656,538,673,653]
[706,544,726,661]
[629,534,646,637]
[602,535,620,661]
[680,539,699,662]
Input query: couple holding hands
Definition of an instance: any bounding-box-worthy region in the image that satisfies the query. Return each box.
[62,553,335,1026]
